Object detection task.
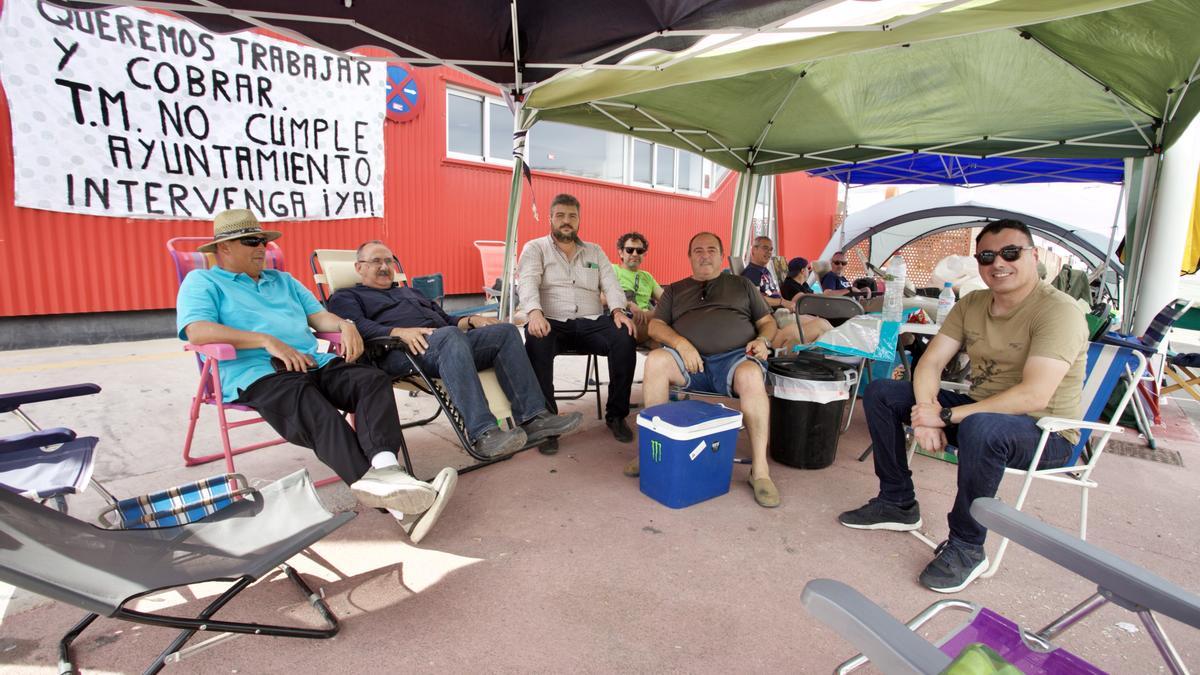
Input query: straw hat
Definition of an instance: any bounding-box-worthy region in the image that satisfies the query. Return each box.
[198,209,282,253]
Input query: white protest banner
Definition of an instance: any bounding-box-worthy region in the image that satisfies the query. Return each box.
[0,0,385,221]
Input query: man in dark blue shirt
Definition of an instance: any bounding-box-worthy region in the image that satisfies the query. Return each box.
[328,241,581,459]
[821,250,854,295]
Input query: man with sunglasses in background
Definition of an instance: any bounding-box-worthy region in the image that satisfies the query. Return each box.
[839,219,1088,593]
[327,240,583,460]
[613,232,664,345]
[176,210,458,544]
[820,250,855,296]
[742,236,830,347]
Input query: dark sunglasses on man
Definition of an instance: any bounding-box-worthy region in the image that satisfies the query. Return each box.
[238,236,269,247]
[831,260,846,266]
[974,245,1034,265]
[624,246,646,254]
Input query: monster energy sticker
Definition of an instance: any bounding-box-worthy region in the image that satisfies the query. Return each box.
[650,439,662,463]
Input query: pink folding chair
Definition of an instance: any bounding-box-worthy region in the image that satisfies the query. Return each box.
[166,237,291,475]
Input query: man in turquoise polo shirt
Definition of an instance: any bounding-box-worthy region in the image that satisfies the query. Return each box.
[613,232,663,345]
[176,209,456,543]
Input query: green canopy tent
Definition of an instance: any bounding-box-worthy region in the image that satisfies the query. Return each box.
[520,0,1200,326]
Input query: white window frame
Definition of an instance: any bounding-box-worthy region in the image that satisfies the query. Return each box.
[446,88,721,196]
[446,88,513,166]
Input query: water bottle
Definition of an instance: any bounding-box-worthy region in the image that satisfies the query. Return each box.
[882,255,906,322]
[936,282,956,324]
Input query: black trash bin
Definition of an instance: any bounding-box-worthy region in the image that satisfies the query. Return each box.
[767,353,858,469]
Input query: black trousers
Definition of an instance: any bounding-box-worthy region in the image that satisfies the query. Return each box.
[236,358,403,484]
[524,315,637,420]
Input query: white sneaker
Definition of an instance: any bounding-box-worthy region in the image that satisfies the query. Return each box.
[350,465,436,513]
[402,467,457,544]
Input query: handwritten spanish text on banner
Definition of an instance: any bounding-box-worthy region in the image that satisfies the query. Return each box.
[0,0,385,220]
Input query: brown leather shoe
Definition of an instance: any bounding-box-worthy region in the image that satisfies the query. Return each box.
[748,476,781,508]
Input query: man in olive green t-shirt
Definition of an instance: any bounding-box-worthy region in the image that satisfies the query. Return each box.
[613,232,664,344]
[839,219,1088,594]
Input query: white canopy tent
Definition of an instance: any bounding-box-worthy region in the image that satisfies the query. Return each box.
[817,184,1125,293]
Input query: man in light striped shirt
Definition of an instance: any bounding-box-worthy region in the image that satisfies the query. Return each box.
[518,194,639,446]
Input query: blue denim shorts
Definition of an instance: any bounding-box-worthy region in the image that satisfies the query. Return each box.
[663,347,767,397]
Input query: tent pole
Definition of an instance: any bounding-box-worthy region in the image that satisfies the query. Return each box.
[729,172,762,261]
[499,104,535,322]
[1131,114,1200,334]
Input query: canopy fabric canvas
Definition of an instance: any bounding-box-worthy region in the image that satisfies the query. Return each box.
[526,0,1200,175]
[807,155,1125,186]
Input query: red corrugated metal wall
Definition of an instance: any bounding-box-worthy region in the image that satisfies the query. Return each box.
[776,172,840,261]
[0,59,836,317]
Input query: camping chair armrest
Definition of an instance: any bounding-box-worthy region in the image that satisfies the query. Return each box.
[939,381,970,393]
[448,302,500,318]
[801,579,951,673]
[0,383,101,414]
[1035,416,1124,435]
[0,427,77,454]
[970,498,1200,628]
[185,343,237,360]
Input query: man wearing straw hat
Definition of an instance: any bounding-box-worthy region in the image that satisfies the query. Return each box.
[176,209,456,543]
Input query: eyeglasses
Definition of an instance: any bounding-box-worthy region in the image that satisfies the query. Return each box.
[238,237,269,247]
[357,257,398,267]
[831,260,846,266]
[974,245,1034,265]
[623,247,646,255]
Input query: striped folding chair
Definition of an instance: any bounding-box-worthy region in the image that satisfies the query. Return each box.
[1100,298,1192,448]
[906,342,1146,578]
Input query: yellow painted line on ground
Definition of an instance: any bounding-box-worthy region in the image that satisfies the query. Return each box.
[0,350,189,374]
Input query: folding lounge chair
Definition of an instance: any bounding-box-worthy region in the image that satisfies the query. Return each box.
[803,497,1200,675]
[904,342,1146,578]
[0,383,113,513]
[166,237,291,473]
[0,469,354,674]
[311,249,518,467]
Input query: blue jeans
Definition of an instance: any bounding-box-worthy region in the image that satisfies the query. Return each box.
[663,347,766,397]
[864,379,1073,547]
[379,324,547,440]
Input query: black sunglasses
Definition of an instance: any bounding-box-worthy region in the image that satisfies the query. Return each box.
[974,245,1034,265]
[623,247,646,254]
[238,237,269,247]
[831,260,846,266]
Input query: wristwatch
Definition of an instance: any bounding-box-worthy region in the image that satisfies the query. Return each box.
[939,407,955,426]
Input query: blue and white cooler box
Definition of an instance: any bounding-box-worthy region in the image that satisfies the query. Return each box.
[636,400,743,509]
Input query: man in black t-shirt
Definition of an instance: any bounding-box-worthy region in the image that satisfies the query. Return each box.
[623,232,781,509]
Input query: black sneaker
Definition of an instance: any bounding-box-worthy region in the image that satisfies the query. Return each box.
[606,416,633,443]
[473,427,527,459]
[838,498,922,531]
[919,539,988,593]
[522,411,584,445]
